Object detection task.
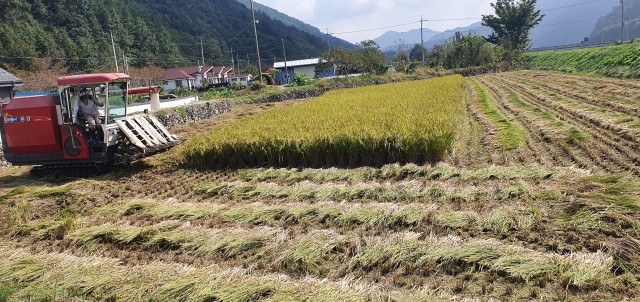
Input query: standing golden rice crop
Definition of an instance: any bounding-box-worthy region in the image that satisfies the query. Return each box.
[184,75,466,168]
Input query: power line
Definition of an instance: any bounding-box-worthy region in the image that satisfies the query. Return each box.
[329,0,613,36]
[218,20,255,48]
[424,17,481,22]
[537,17,601,27]
[542,0,607,12]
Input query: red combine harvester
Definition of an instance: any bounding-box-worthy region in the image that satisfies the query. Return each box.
[0,73,180,175]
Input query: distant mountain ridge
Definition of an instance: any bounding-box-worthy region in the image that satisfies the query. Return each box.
[373,0,618,52]
[234,0,356,50]
[374,28,440,52]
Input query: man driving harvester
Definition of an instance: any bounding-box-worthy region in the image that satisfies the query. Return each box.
[73,87,104,131]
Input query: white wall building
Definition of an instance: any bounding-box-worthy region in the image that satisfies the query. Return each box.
[162,66,234,91]
[229,74,252,85]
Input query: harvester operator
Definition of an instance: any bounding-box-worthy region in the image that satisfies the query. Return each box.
[73,88,104,131]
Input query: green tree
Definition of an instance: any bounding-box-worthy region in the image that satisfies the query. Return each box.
[356,40,388,74]
[392,40,410,73]
[430,44,445,69]
[319,47,358,75]
[409,44,428,63]
[482,0,544,63]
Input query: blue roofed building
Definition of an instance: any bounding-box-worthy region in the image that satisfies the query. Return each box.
[273,58,336,85]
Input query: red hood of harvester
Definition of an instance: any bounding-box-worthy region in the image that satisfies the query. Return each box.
[2,94,63,155]
[58,73,130,86]
[128,86,161,95]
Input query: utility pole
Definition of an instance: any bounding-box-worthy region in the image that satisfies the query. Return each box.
[420,16,425,65]
[621,0,625,42]
[110,31,119,73]
[200,40,206,66]
[122,49,129,75]
[326,28,331,52]
[282,38,289,85]
[250,0,264,84]
[230,47,235,74]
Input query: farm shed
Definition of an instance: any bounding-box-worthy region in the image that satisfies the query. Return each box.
[273,58,336,84]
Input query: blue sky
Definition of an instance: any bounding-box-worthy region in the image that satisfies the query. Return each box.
[255,0,495,43]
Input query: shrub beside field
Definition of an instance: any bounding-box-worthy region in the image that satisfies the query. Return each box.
[524,41,640,78]
[184,75,466,168]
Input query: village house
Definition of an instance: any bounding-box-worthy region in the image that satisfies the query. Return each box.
[0,67,23,101]
[162,66,234,91]
[273,58,336,85]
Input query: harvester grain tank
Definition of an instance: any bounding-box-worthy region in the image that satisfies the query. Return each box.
[0,73,180,174]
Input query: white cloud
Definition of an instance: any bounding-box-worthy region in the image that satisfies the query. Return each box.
[256,0,495,43]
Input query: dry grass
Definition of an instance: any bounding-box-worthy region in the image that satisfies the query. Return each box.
[0,247,453,301]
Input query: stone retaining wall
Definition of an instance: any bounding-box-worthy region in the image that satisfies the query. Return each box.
[155,100,232,128]
[250,88,326,104]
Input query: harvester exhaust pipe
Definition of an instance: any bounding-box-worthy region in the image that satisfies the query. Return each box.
[128,86,162,113]
[150,90,161,112]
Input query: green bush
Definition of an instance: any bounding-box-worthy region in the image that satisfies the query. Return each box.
[172,86,191,97]
[250,82,266,91]
[289,73,316,87]
[202,89,235,100]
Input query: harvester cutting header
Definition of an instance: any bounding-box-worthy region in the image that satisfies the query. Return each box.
[0,73,180,174]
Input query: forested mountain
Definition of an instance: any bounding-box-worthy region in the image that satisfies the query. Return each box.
[234,0,355,50]
[531,0,617,47]
[589,0,640,42]
[0,0,337,73]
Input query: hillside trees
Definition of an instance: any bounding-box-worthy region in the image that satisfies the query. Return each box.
[0,0,183,72]
[0,0,337,74]
[482,0,544,63]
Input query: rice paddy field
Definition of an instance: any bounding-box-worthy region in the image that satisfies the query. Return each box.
[1,72,639,301]
[184,76,465,168]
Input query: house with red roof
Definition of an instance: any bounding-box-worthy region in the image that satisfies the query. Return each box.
[162,65,234,91]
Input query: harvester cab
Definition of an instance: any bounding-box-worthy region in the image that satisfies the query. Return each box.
[1,73,180,174]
